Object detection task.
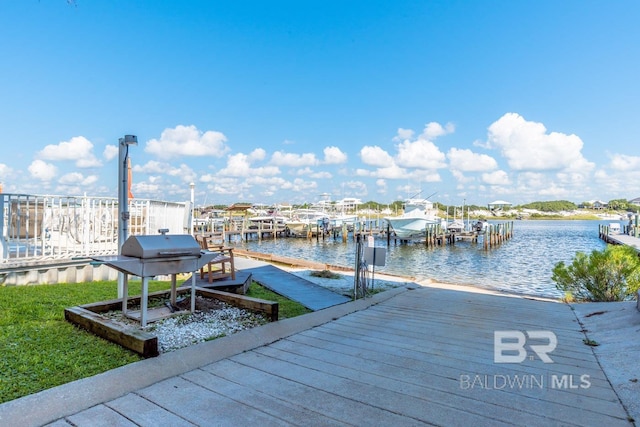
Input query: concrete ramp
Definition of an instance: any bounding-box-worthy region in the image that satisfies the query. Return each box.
[241,263,351,311]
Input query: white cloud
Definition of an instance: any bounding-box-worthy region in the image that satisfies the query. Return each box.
[481,170,510,185]
[555,171,589,187]
[451,169,475,184]
[132,181,161,195]
[0,163,11,178]
[393,128,414,142]
[201,176,237,191]
[410,169,442,183]
[608,154,640,171]
[37,136,101,168]
[246,176,288,187]
[103,145,118,161]
[395,139,447,169]
[359,146,394,167]
[145,125,229,160]
[295,178,319,191]
[55,184,81,195]
[447,148,497,172]
[248,148,267,162]
[165,164,197,183]
[516,172,545,189]
[59,172,84,185]
[323,146,347,164]
[296,167,314,176]
[592,155,640,198]
[132,161,196,185]
[134,160,171,174]
[356,163,408,179]
[270,151,318,167]
[342,180,368,197]
[82,175,99,185]
[486,113,595,172]
[538,183,570,198]
[198,174,216,183]
[219,152,281,177]
[310,171,332,179]
[59,172,99,186]
[420,121,455,140]
[28,160,57,181]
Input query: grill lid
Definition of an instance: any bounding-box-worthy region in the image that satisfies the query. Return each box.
[121,234,201,259]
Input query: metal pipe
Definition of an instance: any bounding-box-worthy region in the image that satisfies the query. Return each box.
[117,135,137,298]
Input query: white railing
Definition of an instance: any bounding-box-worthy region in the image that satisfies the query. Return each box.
[0,193,190,264]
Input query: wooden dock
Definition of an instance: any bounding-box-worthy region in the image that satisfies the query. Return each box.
[599,224,640,251]
[198,218,516,251]
[386,221,515,249]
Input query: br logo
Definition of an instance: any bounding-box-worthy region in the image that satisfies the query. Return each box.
[494,330,557,363]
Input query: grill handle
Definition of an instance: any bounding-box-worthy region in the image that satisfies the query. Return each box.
[157,251,194,257]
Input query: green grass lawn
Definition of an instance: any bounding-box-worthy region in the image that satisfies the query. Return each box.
[0,280,308,404]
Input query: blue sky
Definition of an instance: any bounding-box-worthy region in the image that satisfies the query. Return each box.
[1,1,639,207]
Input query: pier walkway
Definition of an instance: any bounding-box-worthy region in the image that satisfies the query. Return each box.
[601,232,640,251]
[234,257,352,310]
[1,264,635,426]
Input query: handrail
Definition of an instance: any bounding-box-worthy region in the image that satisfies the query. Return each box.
[1,193,189,265]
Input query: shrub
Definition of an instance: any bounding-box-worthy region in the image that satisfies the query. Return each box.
[552,245,640,301]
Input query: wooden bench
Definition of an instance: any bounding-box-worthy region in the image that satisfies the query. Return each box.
[195,234,236,283]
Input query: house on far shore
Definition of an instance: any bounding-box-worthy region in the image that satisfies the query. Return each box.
[590,200,608,210]
[629,197,640,207]
[487,200,512,211]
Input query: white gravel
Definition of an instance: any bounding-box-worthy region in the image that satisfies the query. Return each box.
[144,303,268,353]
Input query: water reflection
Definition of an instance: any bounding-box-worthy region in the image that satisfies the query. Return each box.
[235,220,610,298]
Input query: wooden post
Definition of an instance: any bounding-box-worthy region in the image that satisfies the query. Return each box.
[425,225,429,247]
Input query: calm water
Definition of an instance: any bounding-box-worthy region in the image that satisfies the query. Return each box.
[234,220,612,298]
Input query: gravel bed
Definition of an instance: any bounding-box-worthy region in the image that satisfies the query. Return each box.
[146,303,268,353]
[102,296,269,354]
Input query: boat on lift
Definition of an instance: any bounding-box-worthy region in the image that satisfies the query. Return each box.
[385,196,441,239]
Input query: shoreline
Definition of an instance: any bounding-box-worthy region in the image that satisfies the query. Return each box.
[235,250,563,303]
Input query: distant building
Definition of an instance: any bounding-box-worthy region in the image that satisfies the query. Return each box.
[335,197,363,211]
[629,197,640,206]
[590,200,608,210]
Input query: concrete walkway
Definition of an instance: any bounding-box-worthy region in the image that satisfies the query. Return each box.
[0,277,634,426]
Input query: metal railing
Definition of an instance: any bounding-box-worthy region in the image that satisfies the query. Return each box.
[0,193,190,264]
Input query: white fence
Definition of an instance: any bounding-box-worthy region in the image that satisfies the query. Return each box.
[0,193,190,264]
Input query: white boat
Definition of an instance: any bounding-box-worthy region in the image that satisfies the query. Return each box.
[384,199,441,239]
[608,222,622,235]
[446,219,465,233]
[330,213,359,229]
[285,209,331,236]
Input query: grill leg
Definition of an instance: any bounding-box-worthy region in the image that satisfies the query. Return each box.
[191,271,196,313]
[141,277,149,328]
[170,274,177,306]
[122,274,129,315]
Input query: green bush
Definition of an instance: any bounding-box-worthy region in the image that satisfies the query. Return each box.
[552,245,640,301]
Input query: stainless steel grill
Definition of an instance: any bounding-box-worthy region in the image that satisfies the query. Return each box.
[92,233,217,326]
